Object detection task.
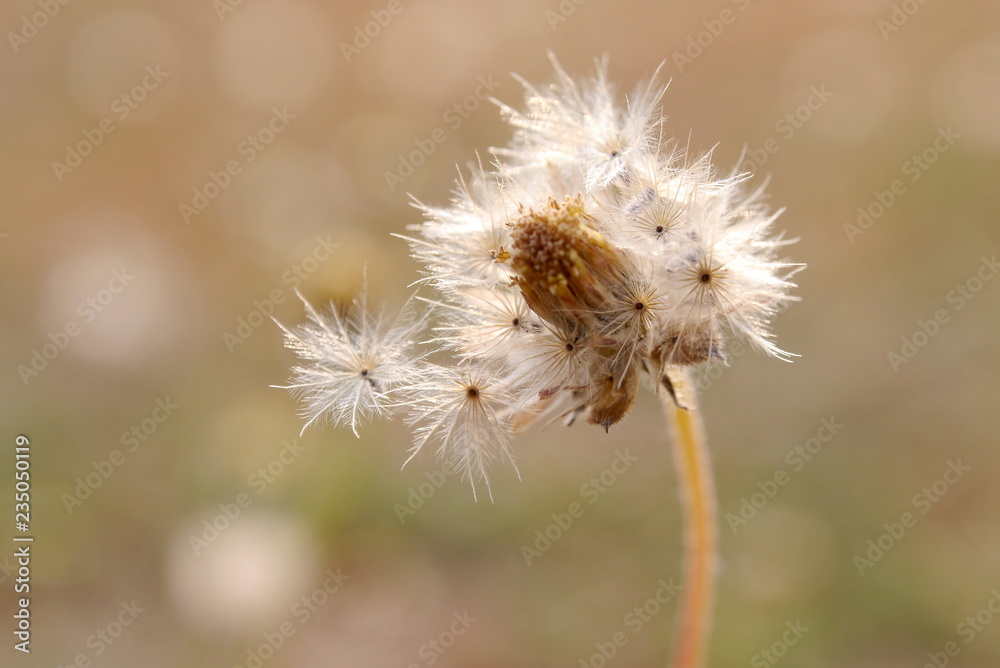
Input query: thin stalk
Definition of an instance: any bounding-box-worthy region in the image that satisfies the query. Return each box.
[662,371,717,668]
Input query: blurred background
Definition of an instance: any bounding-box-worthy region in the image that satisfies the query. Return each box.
[2,0,999,666]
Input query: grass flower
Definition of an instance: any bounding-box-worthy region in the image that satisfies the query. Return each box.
[278,53,801,668]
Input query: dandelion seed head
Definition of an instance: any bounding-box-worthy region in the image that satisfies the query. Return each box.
[279,54,802,495]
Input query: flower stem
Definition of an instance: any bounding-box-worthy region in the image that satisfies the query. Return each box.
[662,371,717,668]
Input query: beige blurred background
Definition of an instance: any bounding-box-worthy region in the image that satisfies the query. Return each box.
[2,0,999,666]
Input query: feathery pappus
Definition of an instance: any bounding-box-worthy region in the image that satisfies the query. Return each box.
[278,54,801,499]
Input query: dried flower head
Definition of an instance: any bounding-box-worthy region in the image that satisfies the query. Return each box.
[278,54,801,497]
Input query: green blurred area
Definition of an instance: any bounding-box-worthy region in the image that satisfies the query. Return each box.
[2,0,999,666]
